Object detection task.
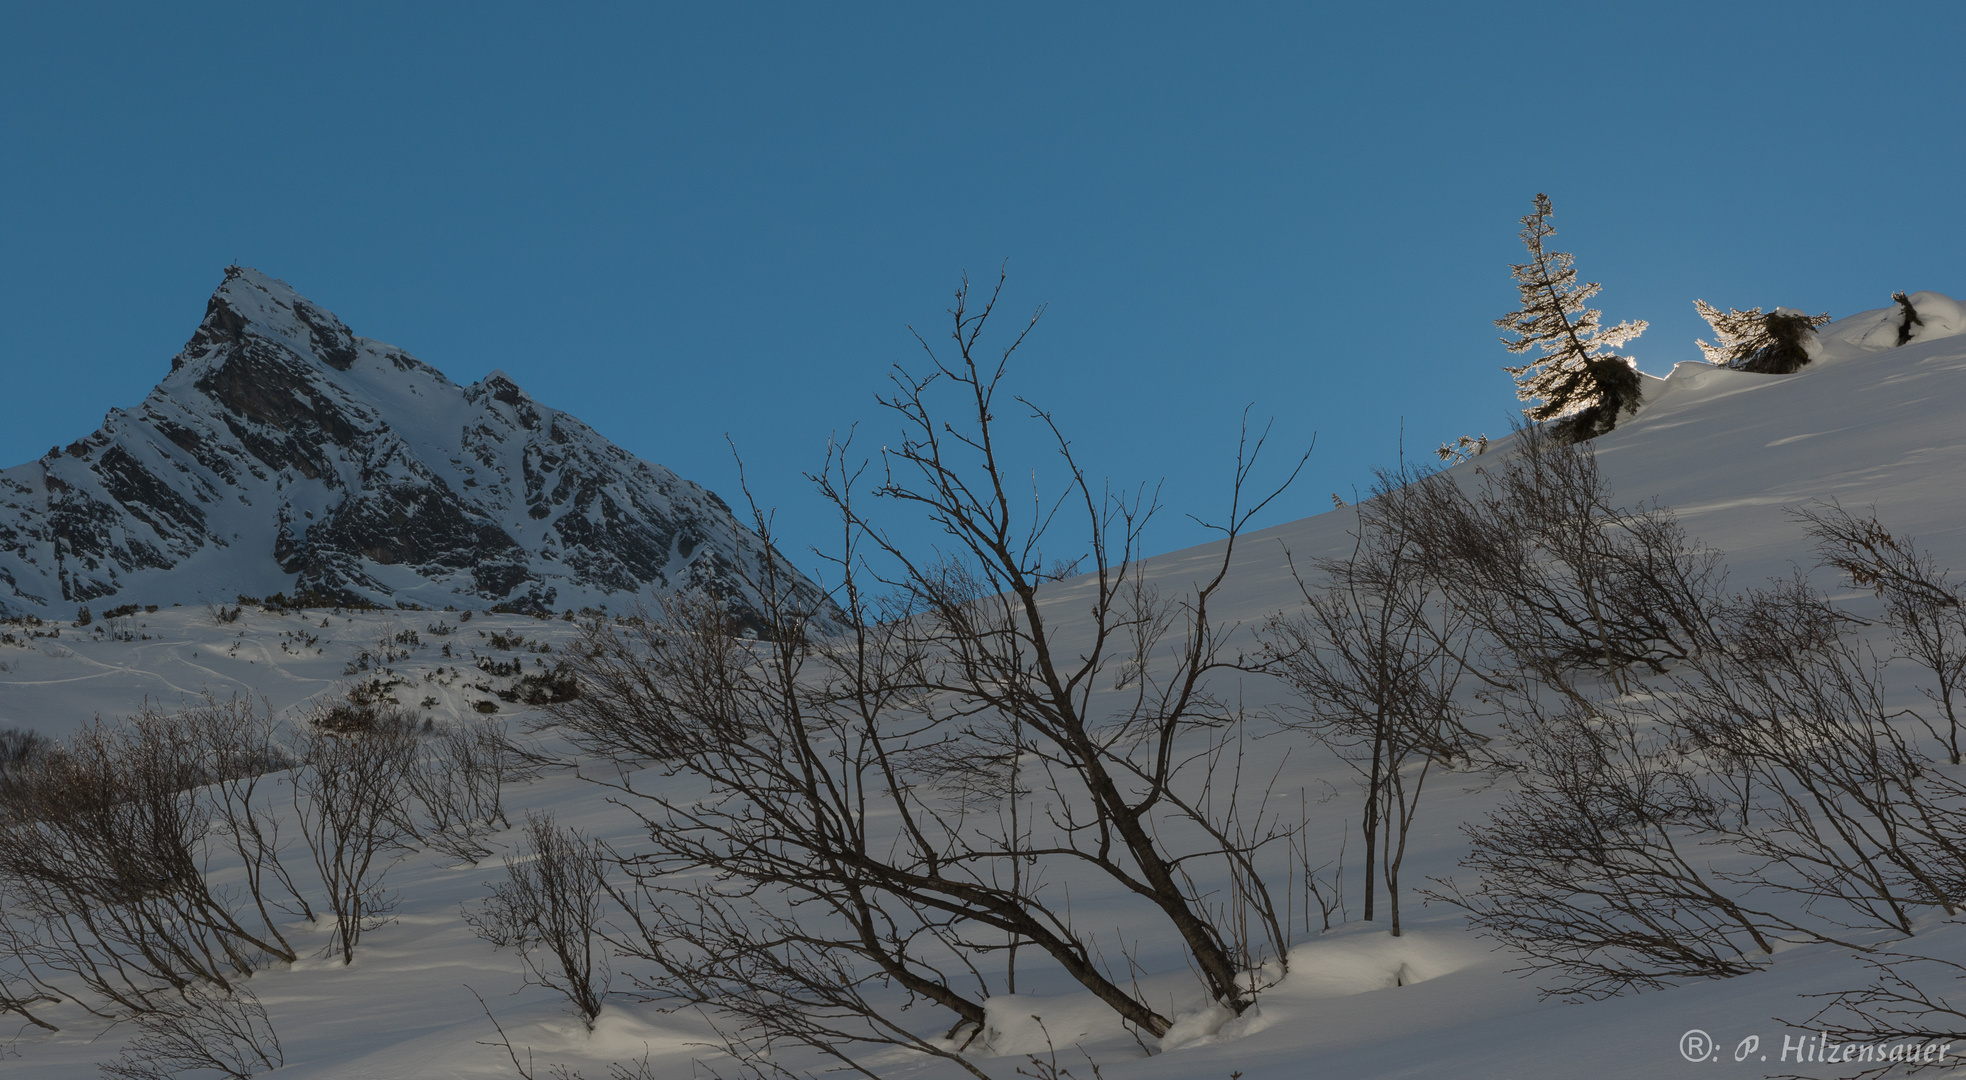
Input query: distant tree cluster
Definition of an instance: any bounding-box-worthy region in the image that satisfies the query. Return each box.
[1478,195,1952,447]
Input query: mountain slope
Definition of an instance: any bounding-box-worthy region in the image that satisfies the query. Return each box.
[0,267,840,626]
[6,290,1966,1080]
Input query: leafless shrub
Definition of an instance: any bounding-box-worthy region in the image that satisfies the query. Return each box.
[1287,797,1349,936]
[607,874,998,1080]
[1442,567,1966,998]
[0,707,301,1023]
[1408,421,1727,695]
[1786,953,1966,1078]
[578,587,1020,1067]
[1430,705,1775,999]
[1264,464,1482,935]
[1421,441,1966,997]
[292,702,417,963]
[1666,576,1966,937]
[549,626,690,763]
[1799,501,1966,764]
[175,696,314,934]
[98,983,282,1080]
[556,271,1306,1067]
[0,727,53,804]
[465,812,610,1028]
[405,718,526,864]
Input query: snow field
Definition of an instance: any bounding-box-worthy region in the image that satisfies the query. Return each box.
[6,294,1966,1078]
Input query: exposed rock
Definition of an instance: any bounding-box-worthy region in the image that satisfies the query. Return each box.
[0,267,844,630]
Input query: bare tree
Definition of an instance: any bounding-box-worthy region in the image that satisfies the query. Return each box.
[466,812,610,1028]
[175,696,314,939]
[855,273,1308,1017]
[1263,464,1481,934]
[291,703,417,964]
[554,270,1308,1067]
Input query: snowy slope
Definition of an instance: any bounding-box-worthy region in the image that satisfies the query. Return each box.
[5,291,1966,1080]
[0,267,840,628]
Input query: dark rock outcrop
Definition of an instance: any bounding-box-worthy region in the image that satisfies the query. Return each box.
[0,267,843,628]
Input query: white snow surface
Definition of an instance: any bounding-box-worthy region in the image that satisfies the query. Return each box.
[6,293,1966,1079]
[0,268,838,627]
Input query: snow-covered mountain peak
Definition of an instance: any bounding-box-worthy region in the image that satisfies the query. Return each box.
[0,268,839,627]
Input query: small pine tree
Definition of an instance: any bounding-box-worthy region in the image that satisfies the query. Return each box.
[1436,433,1489,463]
[1893,291,1924,346]
[1495,194,1648,442]
[1693,300,1831,374]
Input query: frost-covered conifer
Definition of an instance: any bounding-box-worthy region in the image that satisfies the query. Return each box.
[1436,433,1489,463]
[1693,300,1831,374]
[1495,194,1647,442]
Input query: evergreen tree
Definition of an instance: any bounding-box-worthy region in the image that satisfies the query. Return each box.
[1893,291,1925,346]
[1495,194,1647,442]
[1693,300,1831,374]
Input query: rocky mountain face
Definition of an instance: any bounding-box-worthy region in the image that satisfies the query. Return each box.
[0,267,842,628]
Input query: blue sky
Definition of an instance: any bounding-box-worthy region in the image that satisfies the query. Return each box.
[4,3,1963,572]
